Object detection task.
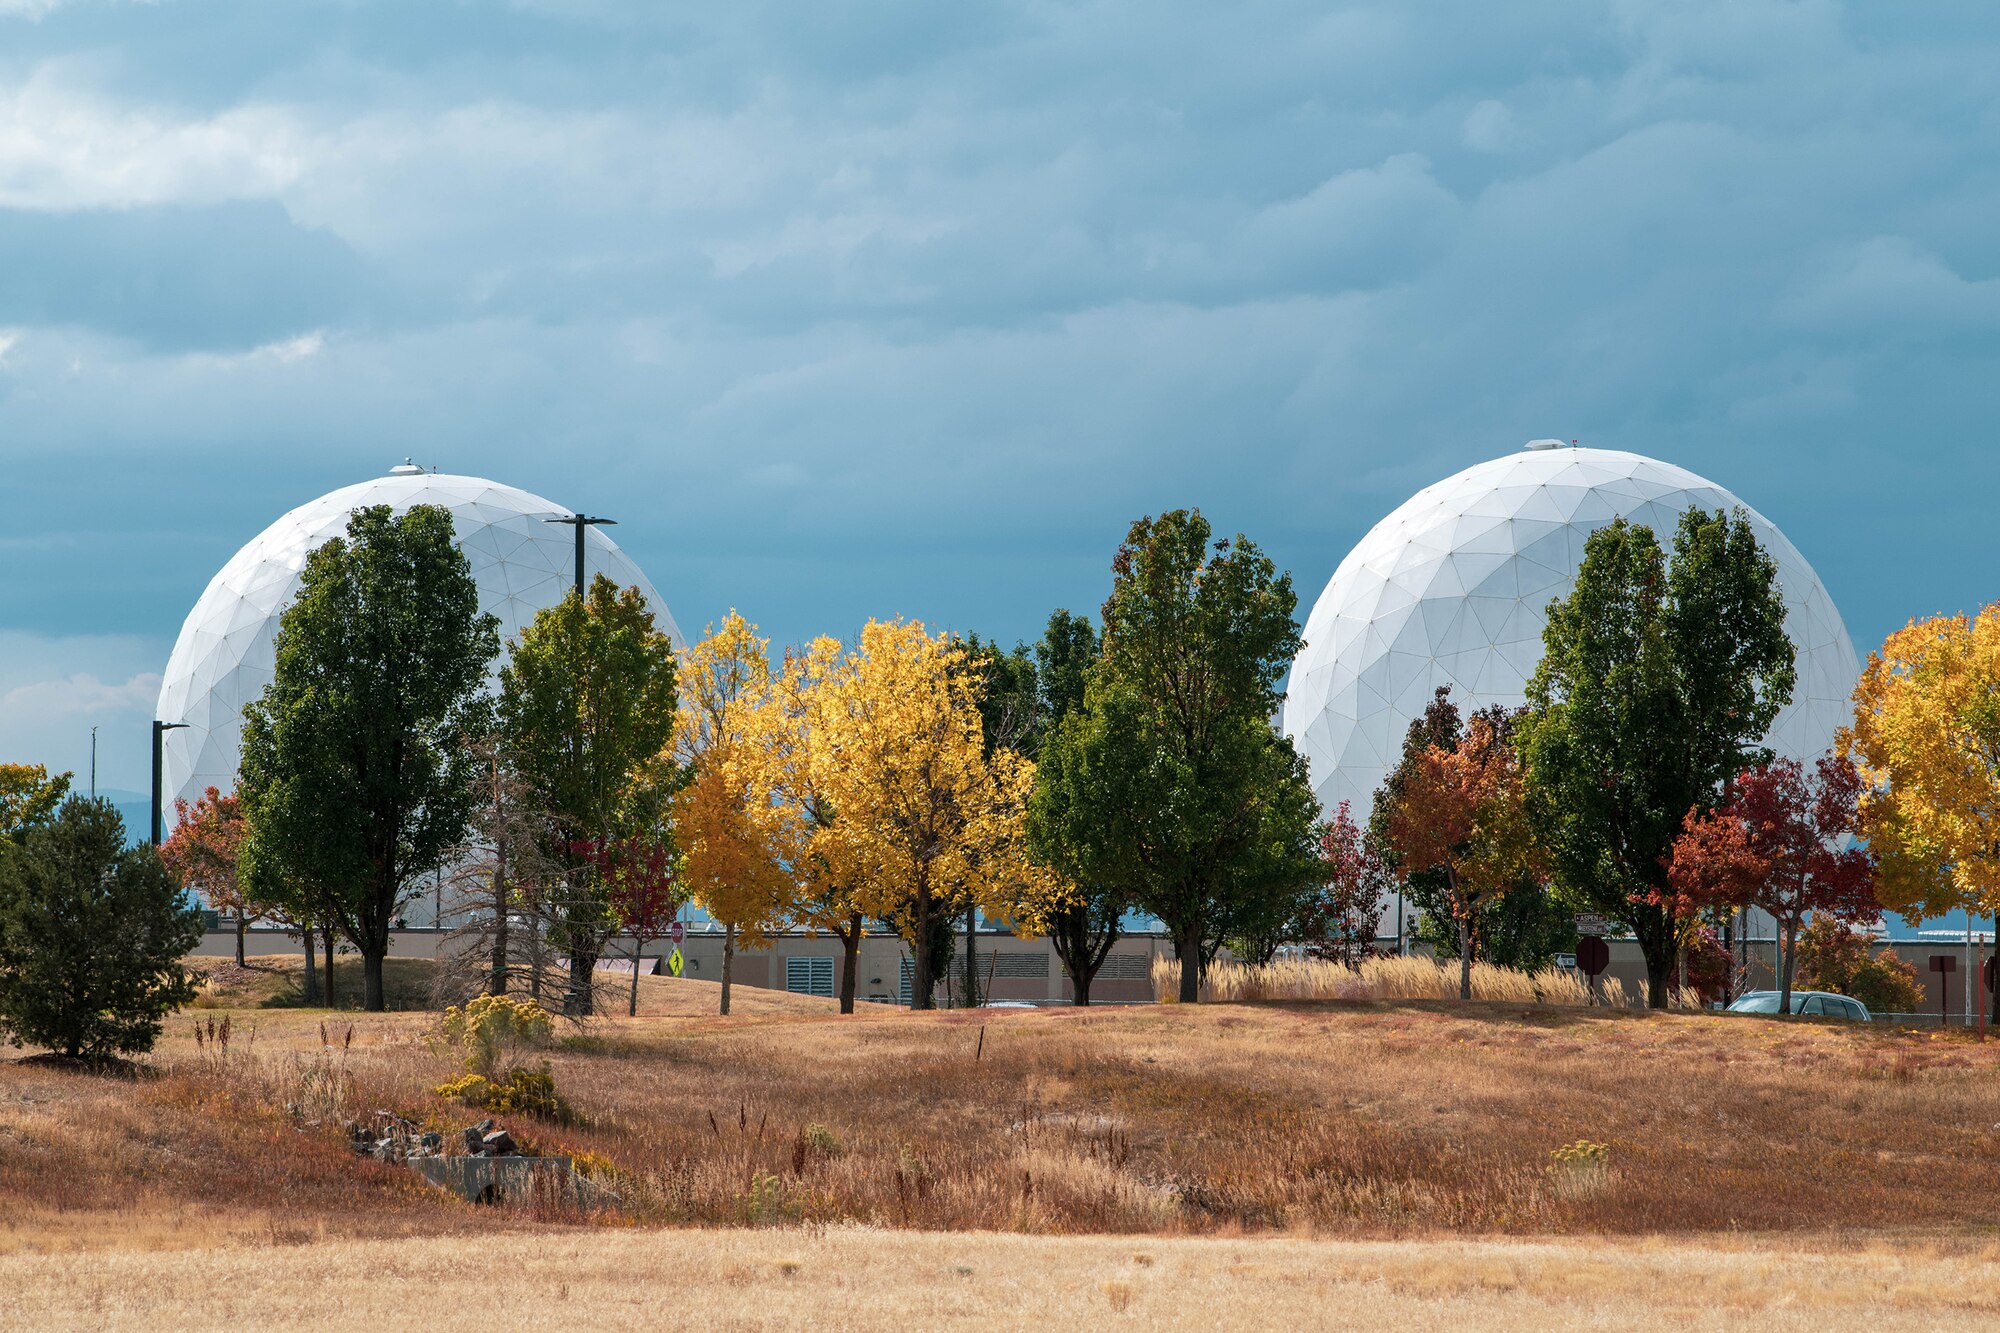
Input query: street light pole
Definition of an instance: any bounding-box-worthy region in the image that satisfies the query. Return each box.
[543,514,617,597]
[150,720,188,846]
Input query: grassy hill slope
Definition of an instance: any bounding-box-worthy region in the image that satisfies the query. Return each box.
[5,980,1999,1251]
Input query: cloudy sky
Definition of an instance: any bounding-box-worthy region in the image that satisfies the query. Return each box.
[2,0,1996,796]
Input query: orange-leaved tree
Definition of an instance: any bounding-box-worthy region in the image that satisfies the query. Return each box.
[161,786,254,965]
[1383,714,1539,999]
[1666,754,1876,1015]
[672,612,794,1016]
[1843,605,2000,931]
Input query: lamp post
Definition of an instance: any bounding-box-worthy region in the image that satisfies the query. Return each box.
[150,720,188,846]
[543,514,617,596]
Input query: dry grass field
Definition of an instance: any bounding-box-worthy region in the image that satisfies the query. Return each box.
[5,1229,2000,1330]
[7,961,2000,1324]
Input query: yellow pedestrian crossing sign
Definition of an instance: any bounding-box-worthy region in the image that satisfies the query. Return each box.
[667,947,684,977]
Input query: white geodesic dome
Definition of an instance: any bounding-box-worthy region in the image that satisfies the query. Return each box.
[1282,442,1860,820]
[156,465,680,812]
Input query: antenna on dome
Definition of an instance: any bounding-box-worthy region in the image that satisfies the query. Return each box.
[389,458,424,476]
[1524,439,1564,451]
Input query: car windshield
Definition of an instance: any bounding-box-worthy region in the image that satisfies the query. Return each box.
[1727,993,1805,1014]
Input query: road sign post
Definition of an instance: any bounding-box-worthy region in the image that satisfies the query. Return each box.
[1575,936,1610,1006]
[1929,955,1957,1025]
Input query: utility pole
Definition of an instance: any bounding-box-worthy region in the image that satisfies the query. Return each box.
[150,720,188,845]
[90,726,98,800]
[543,514,617,596]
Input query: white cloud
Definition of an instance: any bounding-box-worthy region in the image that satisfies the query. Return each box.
[0,75,304,211]
[0,0,68,19]
[258,331,325,362]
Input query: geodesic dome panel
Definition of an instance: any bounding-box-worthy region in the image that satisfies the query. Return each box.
[155,468,680,812]
[1282,444,1861,820]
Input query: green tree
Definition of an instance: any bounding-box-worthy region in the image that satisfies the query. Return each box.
[238,504,500,1012]
[1518,509,1795,1008]
[1030,512,1321,1003]
[1027,609,1130,1005]
[1411,880,1577,972]
[956,632,1041,1005]
[499,574,679,1016]
[0,798,202,1061]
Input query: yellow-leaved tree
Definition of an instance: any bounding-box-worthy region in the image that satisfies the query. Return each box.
[672,612,794,1015]
[806,619,1057,1010]
[1842,605,2000,926]
[735,635,872,1012]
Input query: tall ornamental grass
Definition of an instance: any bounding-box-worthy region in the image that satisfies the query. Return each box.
[1151,956,1701,1010]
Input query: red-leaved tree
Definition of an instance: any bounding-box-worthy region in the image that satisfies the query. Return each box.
[161,787,254,965]
[1297,801,1390,966]
[573,836,683,1017]
[1667,753,1876,1015]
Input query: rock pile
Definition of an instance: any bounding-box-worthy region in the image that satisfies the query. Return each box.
[346,1109,446,1163]
[347,1111,537,1165]
[338,1109,588,1207]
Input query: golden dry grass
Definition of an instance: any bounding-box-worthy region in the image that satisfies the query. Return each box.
[183,954,837,1017]
[1155,955,1693,1010]
[186,955,444,1010]
[9,964,2000,1250]
[4,1229,1999,1330]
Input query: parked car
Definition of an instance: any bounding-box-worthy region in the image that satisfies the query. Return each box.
[1726,990,1872,1021]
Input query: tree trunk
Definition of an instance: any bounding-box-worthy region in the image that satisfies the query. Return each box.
[838,921,860,1014]
[1176,925,1202,1003]
[363,950,386,1012]
[322,924,337,1009]
[234,909,247,967]
[1645,953,1671,1010]
[1778,919,1798,1017]
[628,935,643,1017]
[1634,903,1674,1009]
[564,945,597,1017]
[962,905,980,1009]
[1457,914,1474,1001]
[301,929,319,1005]
[911,886,936,1011]
[721,921,735,1016]
[489,837,509,997]
[1073,966,1093,1007]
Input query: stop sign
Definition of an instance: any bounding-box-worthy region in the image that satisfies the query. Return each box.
[670,921,685,944]
[1575,935,1610,978]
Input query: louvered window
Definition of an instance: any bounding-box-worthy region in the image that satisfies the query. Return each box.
[1097,953,1152,980]
[785,956,834,997]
